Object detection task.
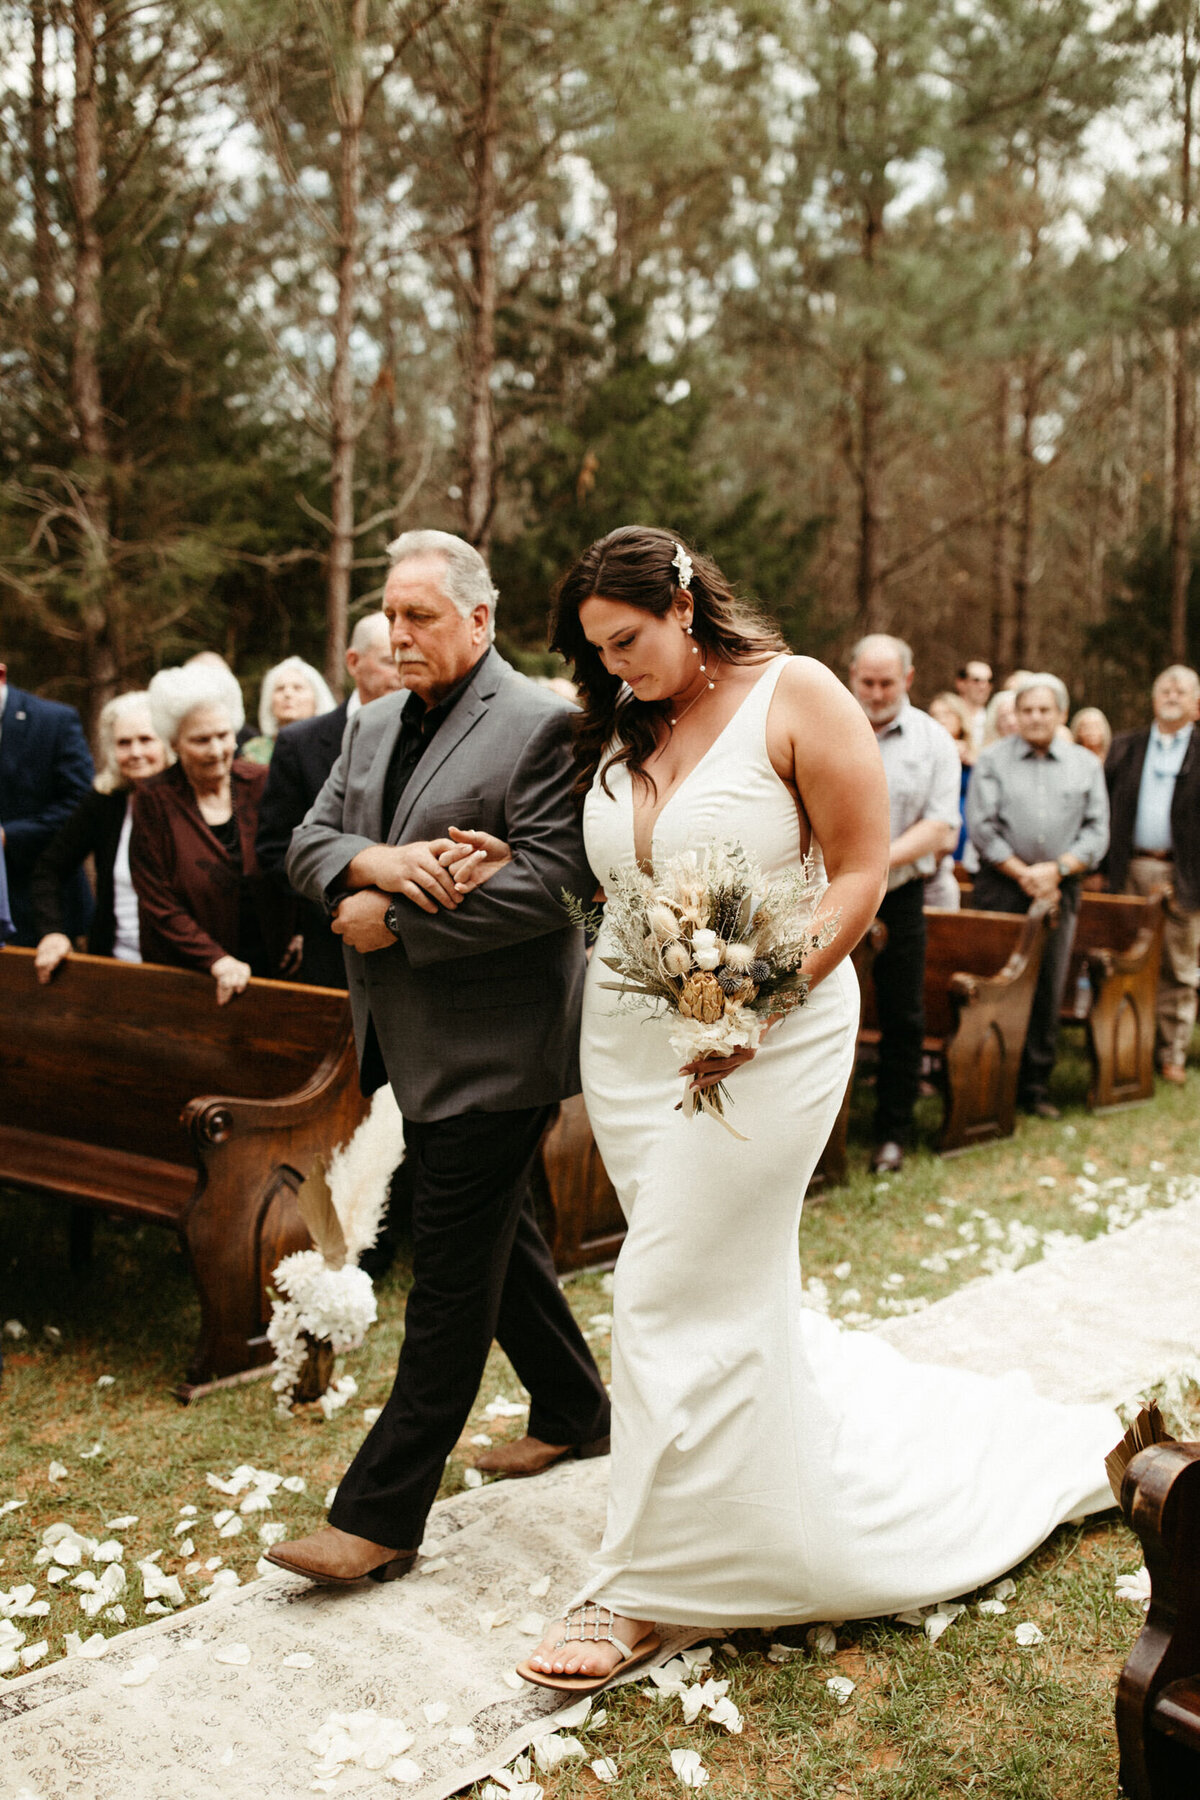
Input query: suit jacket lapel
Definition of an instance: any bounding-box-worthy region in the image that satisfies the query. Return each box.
[0,687,31,782]
[388,686,489,844]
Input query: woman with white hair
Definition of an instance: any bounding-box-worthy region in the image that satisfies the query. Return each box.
[30,691,170,983]
[130,664,290,1004]
[240,656,337,765]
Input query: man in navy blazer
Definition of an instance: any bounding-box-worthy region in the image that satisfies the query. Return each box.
[256,613,401,988]
[0,661,95,945]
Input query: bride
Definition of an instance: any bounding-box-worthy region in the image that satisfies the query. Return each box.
[446,525,1119,1694]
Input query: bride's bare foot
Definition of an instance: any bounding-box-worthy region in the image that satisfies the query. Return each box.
[526,1610,654,1679]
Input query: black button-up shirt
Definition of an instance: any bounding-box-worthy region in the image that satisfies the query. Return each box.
[380,651,489,838]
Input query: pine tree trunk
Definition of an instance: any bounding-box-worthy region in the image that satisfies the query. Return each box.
[325,0,367,694]
[463,1,502,553]
[1012,365,1037,669]
[71,0,117,719]
[31,0,55,317]
[855,348,884,629]
[1170,16,1195,665]
[990,367,1012,670]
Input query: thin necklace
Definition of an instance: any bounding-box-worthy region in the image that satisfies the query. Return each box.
[668,665,718,729]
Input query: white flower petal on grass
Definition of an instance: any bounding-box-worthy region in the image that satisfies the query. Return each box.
[463,1469,484,1490]
[79,1443,104,1461]
[3,1321,27,1339]
[119,1653,159,1686]
[282,1476,306,1494]
[470,1433,492,1447]
[214,1643,252,1666]
[483,1397,527,1419]
[591,1758,618,1782]
[46,1567,70,1585]
[64,1631,108,1658]
[47,1462,68,1484]
[386,1759,423,1784]
[212,1509,235,1527]
[1115,1568,1152,1609]
[204,1557,223,1571]
[324,1486,338,1508]
[527,1574,551,1598]
[92,1541,124,1564]
[105,1516,137,1531]
[207,1569,240,1598]
[138,1562,183,1606]
[680,1684,706,1725]
[826,1675,856,1703]
[1014,1622,1044,1647]
[422,1702,449,1725]
[977,1599,1007,1616]
[670,1747,710,1788]
[533,1733,585,1772]
[259,1523,287,1547]
[707,1696,743,1733]
[239,1492,272,1515]
[806,1624,837,1656]
[144,1602,171,1617]
[766,1642,801,1663]
[179,1505,198,1518]
[283,1652,315,1669]
[991,1578,1017,1602]
[0,1500,27,1517]
[218,1519,244,1539]
[96,1374,115,1387]
[177,1539,195,1559]
[104,1606,126,1624]
[44,1325,62,1344]
[20,1641,48,1668]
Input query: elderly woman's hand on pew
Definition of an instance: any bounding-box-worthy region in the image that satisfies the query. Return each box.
[211,954,252,1005]
[34,933,73,984]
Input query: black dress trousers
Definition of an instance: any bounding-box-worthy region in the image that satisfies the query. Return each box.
[328,1102,611,1550]
[871,877,927,1144]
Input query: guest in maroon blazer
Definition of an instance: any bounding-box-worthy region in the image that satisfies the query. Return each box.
[132,664,290,1004]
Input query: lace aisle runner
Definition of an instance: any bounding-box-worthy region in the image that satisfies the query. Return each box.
[3,1194,1198,1800]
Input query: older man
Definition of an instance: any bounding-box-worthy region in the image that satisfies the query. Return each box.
[1103,664,1200,1085]
[849,635,962,1174]
[270,530,610,1587]
[256,612,402,989]
[966,673,1110,1119]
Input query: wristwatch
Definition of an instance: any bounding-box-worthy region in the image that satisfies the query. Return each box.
[383,898,404,939]
[1055,856,1072,880]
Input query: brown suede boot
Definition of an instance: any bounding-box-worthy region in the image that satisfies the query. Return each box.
[472,1433,611,1479]
[265,1525,416,1585]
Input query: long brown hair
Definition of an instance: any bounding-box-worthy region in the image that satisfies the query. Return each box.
[549,525,787,802]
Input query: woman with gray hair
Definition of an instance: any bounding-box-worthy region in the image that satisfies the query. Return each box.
[30,691,170,983]
[130,664,289,1003]
[240,655,337,765]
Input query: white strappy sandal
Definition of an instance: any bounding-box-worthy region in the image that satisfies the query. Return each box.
[516,1601,663,1693]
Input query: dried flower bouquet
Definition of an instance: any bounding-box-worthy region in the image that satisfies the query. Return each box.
[567,843,838,1137]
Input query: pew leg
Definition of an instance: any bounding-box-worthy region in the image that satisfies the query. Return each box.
[68,1205,95,1272]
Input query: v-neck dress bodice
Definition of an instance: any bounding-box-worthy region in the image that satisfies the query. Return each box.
[575,653,1117,1630]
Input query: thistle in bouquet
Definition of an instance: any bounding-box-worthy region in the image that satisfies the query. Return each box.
[568,843,839,1138]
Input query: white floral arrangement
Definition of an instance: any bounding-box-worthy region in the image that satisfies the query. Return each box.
[567,841,837,1137]
[267,1087,404,1414]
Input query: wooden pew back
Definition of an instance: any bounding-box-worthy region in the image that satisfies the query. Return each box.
[859,908,1034,1041]
[2,949,348,1169]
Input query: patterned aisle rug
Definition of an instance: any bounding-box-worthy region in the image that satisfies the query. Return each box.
[4,1194,1199,1800]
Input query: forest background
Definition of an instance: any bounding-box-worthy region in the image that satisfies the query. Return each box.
[3,0,1200,729]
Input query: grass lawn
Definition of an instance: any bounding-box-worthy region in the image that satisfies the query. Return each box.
[2,1035,1197,1796]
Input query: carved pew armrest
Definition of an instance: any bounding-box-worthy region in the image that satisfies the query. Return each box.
[183,1025,358,1149]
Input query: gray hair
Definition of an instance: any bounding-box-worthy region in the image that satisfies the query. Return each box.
[93,691,170,794]
[257,654,338,738]
[148,663,245,747]
[349,610,391,654]
[1154,663,1200,697]
[386,528,498,644]
[848,633,913,676]
[1012,671,1069,714]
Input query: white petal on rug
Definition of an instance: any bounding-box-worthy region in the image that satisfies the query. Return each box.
[214,1644,252,1666]
[118,1653,158,1686]
[422,1702,449,1725]
[552,1696,591,1731]
[282,1653,315,1669]
[515,1614,544,1637]
[527,1574,551,1598]
[386,1759,423,1784]
[447,1727,475,1747]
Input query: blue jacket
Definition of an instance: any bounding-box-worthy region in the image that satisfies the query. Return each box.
[0,685,95,944]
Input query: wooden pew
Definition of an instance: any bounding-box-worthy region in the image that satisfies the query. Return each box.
[1060,891,1165,1112]
[0,948,369,1398]
[858,902,1052,1153]
[1117,1440,1200,1799]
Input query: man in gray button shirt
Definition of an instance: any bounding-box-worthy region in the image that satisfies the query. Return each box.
[849,635,962,1173]
[966,673,1110,1118]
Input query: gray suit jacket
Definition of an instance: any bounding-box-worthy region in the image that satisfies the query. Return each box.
[286,649,590,1122]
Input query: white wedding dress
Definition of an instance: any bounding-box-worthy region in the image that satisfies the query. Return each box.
[577,654,1118,1628]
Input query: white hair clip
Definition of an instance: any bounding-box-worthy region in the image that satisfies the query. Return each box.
[672,543,693,591]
